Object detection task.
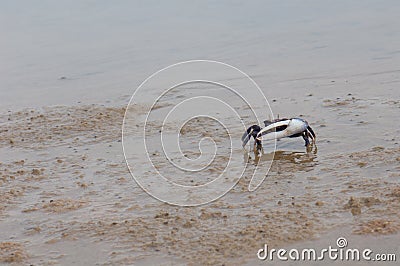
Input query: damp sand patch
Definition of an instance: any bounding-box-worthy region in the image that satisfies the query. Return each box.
[0,105,135,150]
[0,242,29,264]
[0,104,399,265]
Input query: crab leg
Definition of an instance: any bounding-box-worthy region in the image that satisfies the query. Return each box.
[306,125,316,143]
[302,131,310,146]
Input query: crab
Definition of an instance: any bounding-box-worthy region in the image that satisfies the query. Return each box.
[242,117,316,151]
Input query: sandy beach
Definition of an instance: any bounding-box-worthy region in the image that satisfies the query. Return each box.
[1,1,399,265]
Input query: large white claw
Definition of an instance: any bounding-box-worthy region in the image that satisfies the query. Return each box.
[256,118,309,141]
[256,120,290,140]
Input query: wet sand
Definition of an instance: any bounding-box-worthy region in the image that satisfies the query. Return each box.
[1,0,400,265]
[0,78,399,265]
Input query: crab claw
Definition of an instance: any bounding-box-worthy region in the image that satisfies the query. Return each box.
[256,118,308,141]
[256,119,292,141]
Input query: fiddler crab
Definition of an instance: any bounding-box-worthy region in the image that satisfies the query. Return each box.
[242,117,316,152]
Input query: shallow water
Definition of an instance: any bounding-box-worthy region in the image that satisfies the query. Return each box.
[1,0,400,265]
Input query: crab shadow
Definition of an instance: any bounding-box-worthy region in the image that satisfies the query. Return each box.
[244,145,318,173]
